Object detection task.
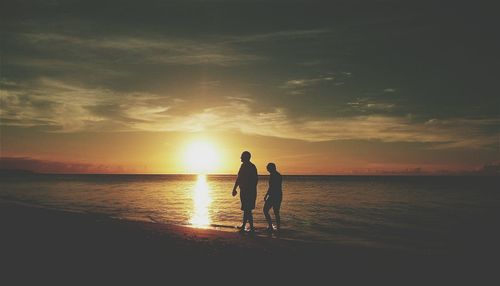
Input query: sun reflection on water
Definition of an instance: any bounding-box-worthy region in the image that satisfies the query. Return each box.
[190,174,212,228]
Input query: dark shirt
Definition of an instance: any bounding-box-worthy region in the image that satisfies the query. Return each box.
[268,172,282,198]
[237,162,258,191]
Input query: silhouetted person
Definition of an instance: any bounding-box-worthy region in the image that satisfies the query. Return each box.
[263,163,282,232]
[232,151,258,233]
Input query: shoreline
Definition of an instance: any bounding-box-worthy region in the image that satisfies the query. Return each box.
[0,198,450,254]
[1,200,498,281]
[0,200,416,260]
[0,199,360,253]
[2,199,498,257]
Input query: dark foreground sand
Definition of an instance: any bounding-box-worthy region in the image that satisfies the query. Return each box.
[1,200,497,283]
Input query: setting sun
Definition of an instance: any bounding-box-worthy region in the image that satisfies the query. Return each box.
[184,141,220,174]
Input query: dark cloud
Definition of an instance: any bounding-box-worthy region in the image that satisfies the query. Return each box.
[1,0,498,150]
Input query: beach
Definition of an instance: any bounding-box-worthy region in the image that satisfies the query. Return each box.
[0,200,401,260]
[2,0,498,283]
[1,200,498,283]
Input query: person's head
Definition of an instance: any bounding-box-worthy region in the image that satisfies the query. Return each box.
[240,151,251,163]
[266,162,277,173]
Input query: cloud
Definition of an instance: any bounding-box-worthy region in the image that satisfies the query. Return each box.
[281,72,352,95]
[16,32,264,67]
[283,77,334,88]
[478,161,500,175]
[8,29,333,71]
[225,96,254,103]
[0,78,174,132]
[281,75,336,95]
[160,103,498,150]
[0,157,139,173]
[348,98,396,111]
[224,29,331,44]
[2,78,498,149]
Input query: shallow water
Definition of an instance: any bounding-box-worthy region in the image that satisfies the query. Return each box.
[1,174,499,251]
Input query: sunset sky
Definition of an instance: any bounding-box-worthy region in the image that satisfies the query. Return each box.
[0,0,498,174]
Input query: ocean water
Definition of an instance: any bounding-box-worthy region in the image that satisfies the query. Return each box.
[1,174,499,252]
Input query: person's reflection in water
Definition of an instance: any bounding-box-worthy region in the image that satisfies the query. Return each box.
[263,163,282,232]
[232,151,258,233]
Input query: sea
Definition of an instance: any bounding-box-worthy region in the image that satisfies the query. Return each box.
[1,173,499,253]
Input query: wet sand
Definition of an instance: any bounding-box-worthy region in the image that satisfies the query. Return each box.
[0,200,496,282]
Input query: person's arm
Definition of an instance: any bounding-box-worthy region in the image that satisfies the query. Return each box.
[232,177,239,197]
[264,190,269,201]
[253,165,258,187]
[264,172,271,201]
[232,166,241,197]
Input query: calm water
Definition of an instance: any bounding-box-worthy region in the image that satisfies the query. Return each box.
[1,174,499,252]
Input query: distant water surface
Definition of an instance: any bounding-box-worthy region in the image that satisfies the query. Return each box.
[1,174,499,252]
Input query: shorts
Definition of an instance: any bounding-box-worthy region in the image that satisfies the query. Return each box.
[240,189,256,211]
[264,194,282,211]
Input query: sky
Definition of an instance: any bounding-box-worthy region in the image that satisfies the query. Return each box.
[0,0,499,174]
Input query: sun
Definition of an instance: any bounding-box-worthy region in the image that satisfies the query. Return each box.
[184,141,220,174]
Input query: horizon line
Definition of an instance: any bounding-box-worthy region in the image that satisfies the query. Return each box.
[1,170,497,177]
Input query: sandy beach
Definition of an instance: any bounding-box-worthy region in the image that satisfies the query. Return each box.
[1,199,497,283]
[0,200,395,260]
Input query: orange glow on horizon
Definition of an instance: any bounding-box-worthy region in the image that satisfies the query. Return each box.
[0,129,489,175]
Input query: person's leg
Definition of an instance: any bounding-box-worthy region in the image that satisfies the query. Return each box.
[240,193,246,230]
[263,201,273,229]
[273,208,281,230]
[247,210,254,231]
[241,211,247,230]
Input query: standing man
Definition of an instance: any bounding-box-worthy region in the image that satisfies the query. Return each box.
[232,151,258,233]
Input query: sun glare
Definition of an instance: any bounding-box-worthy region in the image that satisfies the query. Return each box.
[190,174,212,228]
[184,141,220,174]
